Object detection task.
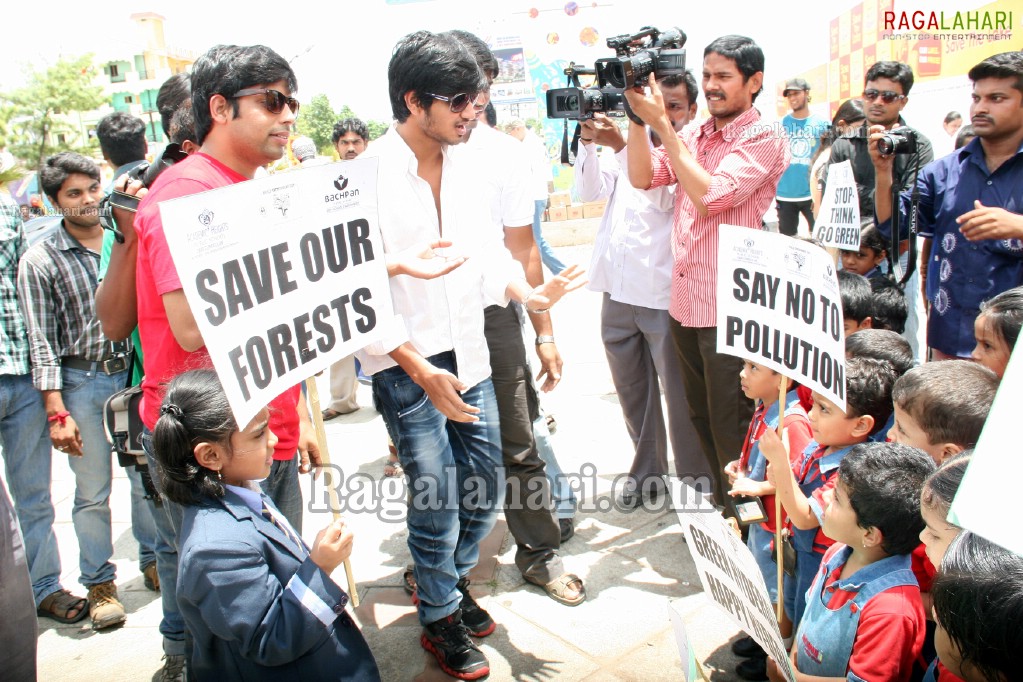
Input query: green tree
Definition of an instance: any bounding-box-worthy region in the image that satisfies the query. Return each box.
[1,55,105,170]
[366,119,390,141]
[295,94,338,153]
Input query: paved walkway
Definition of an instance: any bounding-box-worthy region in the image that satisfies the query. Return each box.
[22,239,752,681]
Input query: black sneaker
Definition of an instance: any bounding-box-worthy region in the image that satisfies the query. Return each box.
[421,609,490,680]
[456,578,496,637]
[735,654,768,680]
[731,635,766,658]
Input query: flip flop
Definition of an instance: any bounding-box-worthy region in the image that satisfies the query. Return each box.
[524,572,586,606]
[321,408,343,421]
[37,588,89,624]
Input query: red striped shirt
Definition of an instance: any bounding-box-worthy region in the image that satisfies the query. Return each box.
[649,107,790,327]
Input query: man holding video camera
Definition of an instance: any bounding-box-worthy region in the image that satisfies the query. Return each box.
[873,51,1023,361]
[623,35,789,508]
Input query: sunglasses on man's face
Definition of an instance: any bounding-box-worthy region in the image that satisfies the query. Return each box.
[232,88,300,115]
[425,92,485,114]
[862,89,906,104]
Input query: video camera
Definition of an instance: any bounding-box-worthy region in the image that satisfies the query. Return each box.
[546,63,629,121]
[546,26,687,122]
[99,143,189,243]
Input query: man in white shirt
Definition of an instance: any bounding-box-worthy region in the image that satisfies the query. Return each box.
[358,31,581,680]
[447,29,584,604]
[576,72,701,508]
[507,120,565,275]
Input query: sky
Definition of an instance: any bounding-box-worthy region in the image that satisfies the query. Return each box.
[3,0,999,145]
[3,0,870,123]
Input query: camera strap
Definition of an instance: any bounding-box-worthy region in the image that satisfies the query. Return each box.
[887,153,921,287]
[560,120,582,166]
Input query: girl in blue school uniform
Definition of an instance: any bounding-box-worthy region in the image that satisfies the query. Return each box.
[767,442,934,682]
[152,369,380,682]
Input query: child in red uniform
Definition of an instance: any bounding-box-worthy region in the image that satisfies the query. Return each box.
[767,443,934,681]
[759,357,898,628]
[723,361,813,678]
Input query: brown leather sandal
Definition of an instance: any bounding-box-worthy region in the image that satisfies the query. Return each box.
[37,588,89,624]
[524,572,586,606]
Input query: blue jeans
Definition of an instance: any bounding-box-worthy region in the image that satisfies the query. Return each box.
[747,523,778,603]
[142,430,187,656]
[533,199,566,275]
[533,413,576,519]
[372,352,504,625]
[260,453,302,533]
[0,372,62,605]
[61,366,127,587]
[784,548,824,629]
[125,465,157,569]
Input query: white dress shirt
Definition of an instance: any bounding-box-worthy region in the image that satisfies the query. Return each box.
[356,127,521,389]
[451,124,532,306]
[576,140,676,310]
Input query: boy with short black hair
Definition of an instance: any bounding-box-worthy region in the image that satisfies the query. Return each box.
[840,225,888,279]
[760,356,898,627]
[768,442,934,680]
[889,360,999,465]
[838,270,873,337]
[870,277,908,334]
[845,329,914,377]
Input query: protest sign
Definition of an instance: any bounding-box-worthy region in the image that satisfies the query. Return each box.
[813,160,861,250]
[160,158,393,426]
[671,482,795,682]
[668,601,707,682]
[717,225,846,411]
[949,344,1023,556]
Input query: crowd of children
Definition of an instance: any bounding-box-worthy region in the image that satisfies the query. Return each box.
[723,272,1023,681]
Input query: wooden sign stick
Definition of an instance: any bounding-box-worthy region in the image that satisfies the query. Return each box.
[304,376,360,608]
[775,380,786,624]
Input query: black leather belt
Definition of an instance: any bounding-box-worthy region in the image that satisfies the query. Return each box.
[62,355,130,375]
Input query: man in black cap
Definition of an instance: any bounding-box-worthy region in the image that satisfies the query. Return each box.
[776,78,829,237]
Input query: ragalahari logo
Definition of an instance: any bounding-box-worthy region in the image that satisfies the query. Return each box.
[334,175,349,192]
[198,209,214,226]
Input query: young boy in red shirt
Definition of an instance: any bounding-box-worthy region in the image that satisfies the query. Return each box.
[768,442,934,680]
[759,356,899,628]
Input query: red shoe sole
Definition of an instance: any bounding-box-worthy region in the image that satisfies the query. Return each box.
[420,634,490,680]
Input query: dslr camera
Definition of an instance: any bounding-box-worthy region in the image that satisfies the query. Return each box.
[546,63,628,120]
[546,26,687,122]
[99,143,189,242]
[877,128,918,157]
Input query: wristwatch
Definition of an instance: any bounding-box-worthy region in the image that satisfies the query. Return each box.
[535,335,556,346]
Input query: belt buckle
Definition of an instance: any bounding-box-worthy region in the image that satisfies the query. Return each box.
[102,355,128,375]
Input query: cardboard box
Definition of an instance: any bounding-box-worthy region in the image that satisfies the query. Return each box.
[549,191,571,207]
[547,206,568,222]
[582,200,607,219]
[567,204,584,220]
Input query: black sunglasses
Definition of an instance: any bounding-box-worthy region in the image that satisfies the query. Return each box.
[425,92,484,114]
[232,88,300,115]
[862,89,906,104]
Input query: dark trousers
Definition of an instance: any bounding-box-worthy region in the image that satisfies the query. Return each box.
[669,324,754,506]
[776,199,814,237]
[484,304,563,584]
[0,477,37,681]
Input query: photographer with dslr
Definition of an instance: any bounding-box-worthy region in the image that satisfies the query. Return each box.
[873,51,1023,362]
[826,61,934,364]
[623,35,789,509]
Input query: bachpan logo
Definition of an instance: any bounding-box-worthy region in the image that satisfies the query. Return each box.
[325,174,360,203]
[198,209,214,226]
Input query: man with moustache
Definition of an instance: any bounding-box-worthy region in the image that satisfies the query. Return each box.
[18,152,130,631]
[873,51,1023,361]
[624,35,789,509]
[333,117,369,160]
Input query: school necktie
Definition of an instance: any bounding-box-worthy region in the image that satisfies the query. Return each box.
[261,499,303,551]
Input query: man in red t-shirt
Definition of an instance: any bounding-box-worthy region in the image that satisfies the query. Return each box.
[132,45,318,679]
